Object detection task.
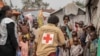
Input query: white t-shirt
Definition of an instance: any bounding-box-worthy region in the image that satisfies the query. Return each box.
[32,28,38,36]
[70,45,83,56]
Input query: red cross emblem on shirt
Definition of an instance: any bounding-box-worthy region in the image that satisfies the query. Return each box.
[43,34,52,43]
[42,33,54,44]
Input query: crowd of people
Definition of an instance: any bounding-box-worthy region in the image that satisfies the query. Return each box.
[0,5,99,56]
[57,15,98,56]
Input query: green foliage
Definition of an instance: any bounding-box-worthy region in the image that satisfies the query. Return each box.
[43,2,49,9]
[76,1,85,8]
[22,0,49,9]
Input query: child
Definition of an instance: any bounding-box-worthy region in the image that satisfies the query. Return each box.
[59,26,69,56]
[87,31,98,56]
[74,22,79,32]
[70,37,83,56]
[19,36,29,56]
[77,21,86,47]
[63,32,70,56]
[69,31,81,46]
[85,26,96,56]
[29,34,35,56]
[60,26,69,38]
[32,22,39,36]
[59,32,69,56]
[19,18,30,41]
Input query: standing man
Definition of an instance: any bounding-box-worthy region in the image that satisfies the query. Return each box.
[35,15,65,56]
[0,6,18,56]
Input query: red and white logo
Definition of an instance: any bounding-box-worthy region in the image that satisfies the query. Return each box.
[42,33,54,44]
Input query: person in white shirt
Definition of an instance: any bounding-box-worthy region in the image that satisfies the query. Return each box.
[0,6,18,56]
[70,37,83,56]
[32,22,39,37]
